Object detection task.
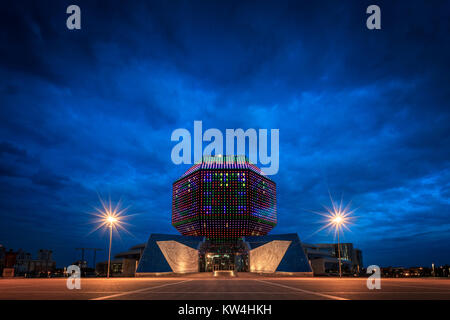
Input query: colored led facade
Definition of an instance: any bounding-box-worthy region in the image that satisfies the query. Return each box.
[172,156,277,240]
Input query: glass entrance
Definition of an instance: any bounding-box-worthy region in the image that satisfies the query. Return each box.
[199,240,249,272]
[206,253,235,272]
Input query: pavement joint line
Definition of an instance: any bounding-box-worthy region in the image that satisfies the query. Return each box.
[255,279,349,300]
[90,279,193,300]
[102,291,321,294]
[111,291,450,294]
[2,292,125,294]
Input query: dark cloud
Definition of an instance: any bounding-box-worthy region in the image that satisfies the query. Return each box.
[0,142,28,157]
[0,0,449,267]
[30,170,70,189]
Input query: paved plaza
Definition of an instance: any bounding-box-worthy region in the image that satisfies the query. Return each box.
[1,274,449,300]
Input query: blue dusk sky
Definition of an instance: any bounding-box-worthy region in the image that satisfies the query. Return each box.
[0,0,449,268]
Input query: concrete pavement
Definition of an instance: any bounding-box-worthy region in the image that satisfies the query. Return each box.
[1,274,449,300]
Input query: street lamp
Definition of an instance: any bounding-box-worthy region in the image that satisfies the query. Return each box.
[91,197,130,278]
[330,215,345,277]
[105,216,118,279]
[314,194,356,278]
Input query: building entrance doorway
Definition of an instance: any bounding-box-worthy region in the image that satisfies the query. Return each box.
[199,240,249,272]
[206,253,235,272]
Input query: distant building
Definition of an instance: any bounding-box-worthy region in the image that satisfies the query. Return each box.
[0,245,5,275]
[434,265,450,277]
[303,243,363,275]
[0,248,56,277]
[96,243,145,277]
[380,266,450,278]
[27,249,56,275]
[15,249,32,275]
[2,249,18,277]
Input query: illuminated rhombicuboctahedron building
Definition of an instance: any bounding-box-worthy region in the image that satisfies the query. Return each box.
[136,155,313,275]
[172,155,277,240]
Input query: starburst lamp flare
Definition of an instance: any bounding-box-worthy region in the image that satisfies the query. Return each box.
[91,198,130,278]
[315,195,356,277]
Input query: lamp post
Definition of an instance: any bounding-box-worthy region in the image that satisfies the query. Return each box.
[106,216,117,279]
[92,197,130,278]
[331,215,344,277]
[315,195,355,278]
[337,222,342,277]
